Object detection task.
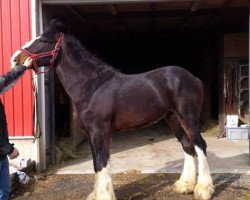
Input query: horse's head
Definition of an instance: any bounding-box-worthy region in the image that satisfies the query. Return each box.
[11,19,67,72]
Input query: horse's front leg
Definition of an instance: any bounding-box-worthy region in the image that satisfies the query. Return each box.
[87,126,116,200]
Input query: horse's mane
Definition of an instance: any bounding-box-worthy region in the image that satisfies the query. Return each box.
[64,35,115,71]
[62,35,119,99]
[43,19,121,97]
[43,19,115,70]
[62,34,119,84]
[45,19,118,75]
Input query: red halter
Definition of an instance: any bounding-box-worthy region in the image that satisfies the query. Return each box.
[20,33,64,73]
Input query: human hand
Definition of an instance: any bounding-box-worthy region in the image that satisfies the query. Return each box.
[8,148,19,160]
[23,57,33,68]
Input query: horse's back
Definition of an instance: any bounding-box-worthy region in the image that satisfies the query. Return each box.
[146,65,202,88]
[144,66,203,98]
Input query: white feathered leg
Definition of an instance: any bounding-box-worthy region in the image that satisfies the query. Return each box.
[194,146,214,200]
[173,152,197,193]
[87,161,116,200]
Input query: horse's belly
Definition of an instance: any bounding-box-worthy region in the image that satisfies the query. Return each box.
[112,104,165,130]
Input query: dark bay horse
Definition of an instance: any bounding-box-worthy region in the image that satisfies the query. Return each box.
[11,20,214,200]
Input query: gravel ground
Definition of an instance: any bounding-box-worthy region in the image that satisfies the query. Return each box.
[11,171,250,200]
[11,121,250,200]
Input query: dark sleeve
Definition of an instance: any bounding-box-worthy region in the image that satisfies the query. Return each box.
[0,100,14,157]
[0,77,5,91]
[0,143,14,156]
[0,65,26,93]
[2,66,26,86]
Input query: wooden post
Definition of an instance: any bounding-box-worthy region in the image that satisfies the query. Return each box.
[218,30,225,136]
[49,68,56,165]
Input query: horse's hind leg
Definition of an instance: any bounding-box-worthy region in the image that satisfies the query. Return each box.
[165,112,196,194]
[179,116,214,200]
[86,125,116,200]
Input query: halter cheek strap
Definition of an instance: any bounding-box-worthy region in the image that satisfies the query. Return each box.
[50,33,64,66]
[20,33,64,73]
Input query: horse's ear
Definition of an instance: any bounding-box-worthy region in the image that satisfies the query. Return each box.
[48,19,68,34]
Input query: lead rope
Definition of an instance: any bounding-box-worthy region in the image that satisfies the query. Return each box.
[220,64,234,138]
[227,65,234,115]
[33,73,41,143]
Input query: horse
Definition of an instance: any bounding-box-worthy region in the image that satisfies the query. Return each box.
[11,20,214,200]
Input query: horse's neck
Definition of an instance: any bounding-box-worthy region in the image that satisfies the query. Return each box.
[55,48,112,108]
[56,62,88,106]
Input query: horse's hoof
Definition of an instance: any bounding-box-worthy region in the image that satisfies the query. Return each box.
[194,183,214,200]
[172,178,196,194]
[86,192,116,200]
[86,192,95,200]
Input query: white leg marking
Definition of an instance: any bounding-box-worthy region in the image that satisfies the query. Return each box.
[87,161,116,200]
[194,146,214,200]
[173,152,196,193]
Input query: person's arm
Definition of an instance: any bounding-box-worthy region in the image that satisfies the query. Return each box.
[0,100,20,159]
[0,57,33,94]
[0,66,26,94]
[0,142,19,159]
[2,65,26,85]
[0,143,14,157]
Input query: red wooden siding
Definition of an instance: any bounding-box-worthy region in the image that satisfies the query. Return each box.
[0,0,33,136]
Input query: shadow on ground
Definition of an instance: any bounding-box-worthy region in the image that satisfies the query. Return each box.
[12,171,250,200]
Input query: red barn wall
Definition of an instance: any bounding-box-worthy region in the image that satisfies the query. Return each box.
[0,0,33,137]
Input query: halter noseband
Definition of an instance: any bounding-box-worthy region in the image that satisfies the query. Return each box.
[20,33,64,73]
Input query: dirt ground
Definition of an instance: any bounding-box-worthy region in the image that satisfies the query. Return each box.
[11,171,250,200]
[11,121,250,199]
